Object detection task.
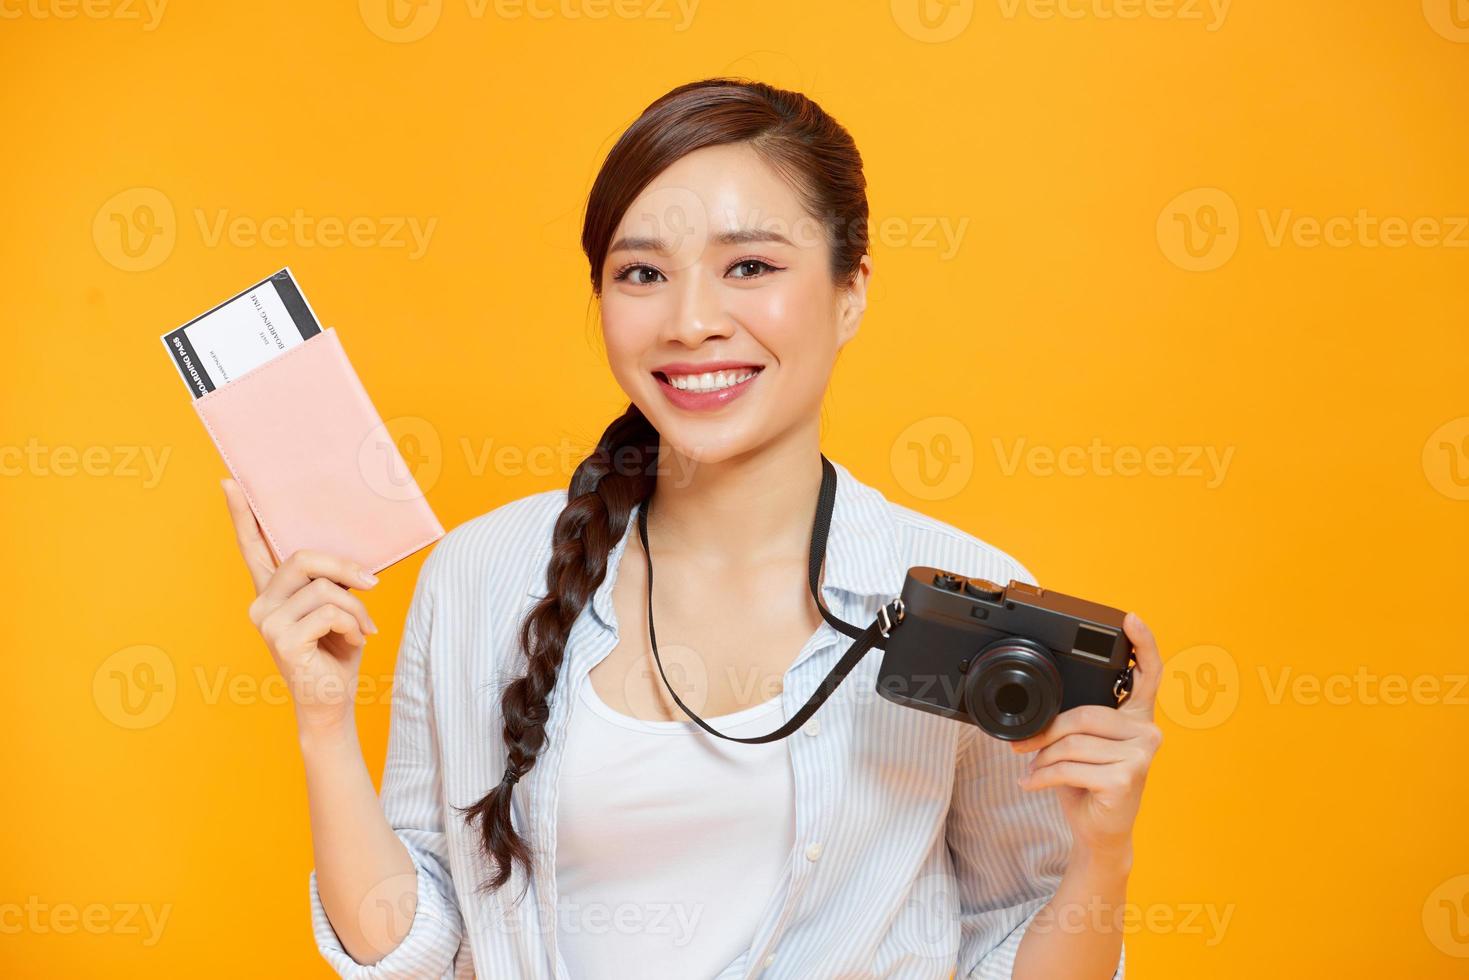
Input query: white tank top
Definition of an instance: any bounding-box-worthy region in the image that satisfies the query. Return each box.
[555,670,795,979]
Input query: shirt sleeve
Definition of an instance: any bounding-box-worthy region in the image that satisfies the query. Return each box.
[946,560,1124,980]
[307,548,465,979]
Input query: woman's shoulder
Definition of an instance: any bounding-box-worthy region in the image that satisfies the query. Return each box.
[417,486,569,593]
[881,493,1037,588]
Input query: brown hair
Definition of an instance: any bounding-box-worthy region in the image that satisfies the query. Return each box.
[455,77,870,897]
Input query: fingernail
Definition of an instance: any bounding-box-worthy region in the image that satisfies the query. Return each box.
[367,620,380,634]
[359,570,378,586]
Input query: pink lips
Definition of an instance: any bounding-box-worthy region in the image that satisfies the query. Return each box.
[652,364,764,412]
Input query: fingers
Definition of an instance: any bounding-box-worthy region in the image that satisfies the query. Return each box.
[267,577,379,639]
[264,602,367,656]
[1120,611,1163,715]
[1027,733,1132,771]
[1020,759,1134,795]
[1009,704,1135,754]
[221,478,276,594]
[259,548,379,607]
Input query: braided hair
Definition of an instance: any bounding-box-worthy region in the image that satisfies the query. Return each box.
[453,404,658,895]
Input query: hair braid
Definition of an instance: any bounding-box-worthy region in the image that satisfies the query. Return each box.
[456,403,659,896]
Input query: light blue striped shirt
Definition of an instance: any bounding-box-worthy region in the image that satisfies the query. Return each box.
[308,458,1126,979]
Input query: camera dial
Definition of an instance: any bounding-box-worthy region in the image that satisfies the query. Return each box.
[933,572,964,591]
[962,578,1004,601]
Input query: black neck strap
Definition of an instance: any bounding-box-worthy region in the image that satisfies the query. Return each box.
[634,454,904,744]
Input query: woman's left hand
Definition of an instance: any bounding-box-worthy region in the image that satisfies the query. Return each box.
[1010,611,1164,859]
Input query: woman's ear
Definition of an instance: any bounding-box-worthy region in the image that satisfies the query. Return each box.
[835,254,873,349]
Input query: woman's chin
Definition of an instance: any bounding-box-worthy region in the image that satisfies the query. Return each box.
[654,425,760,468]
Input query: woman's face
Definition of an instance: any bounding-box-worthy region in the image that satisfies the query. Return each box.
[598,142,871,465]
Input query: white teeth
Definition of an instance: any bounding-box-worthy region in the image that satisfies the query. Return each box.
[665,368,758,393]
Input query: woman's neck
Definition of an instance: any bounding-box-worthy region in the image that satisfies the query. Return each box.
[646,432,824,568]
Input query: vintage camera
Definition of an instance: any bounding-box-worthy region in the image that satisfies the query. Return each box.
[876,568,1135,740]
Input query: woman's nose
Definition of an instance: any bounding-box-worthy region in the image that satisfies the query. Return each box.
[662,269,733,347]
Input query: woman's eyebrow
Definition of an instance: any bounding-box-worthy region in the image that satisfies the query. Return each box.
[607,228,796,254]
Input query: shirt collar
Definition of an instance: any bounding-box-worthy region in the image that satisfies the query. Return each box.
[588,457,906,632]
[818,457,907,598]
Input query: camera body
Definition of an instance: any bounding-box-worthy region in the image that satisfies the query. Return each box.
[876,568,1134,740]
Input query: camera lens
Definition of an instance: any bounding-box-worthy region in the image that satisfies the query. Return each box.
[962,638,1062,741]
[994,682,1028,715]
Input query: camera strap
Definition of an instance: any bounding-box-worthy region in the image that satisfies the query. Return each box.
[634,454,905,744]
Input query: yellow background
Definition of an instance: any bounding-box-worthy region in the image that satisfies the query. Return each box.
[3,0,1467,976]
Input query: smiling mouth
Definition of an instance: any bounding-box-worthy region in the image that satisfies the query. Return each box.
[652,366,764,394]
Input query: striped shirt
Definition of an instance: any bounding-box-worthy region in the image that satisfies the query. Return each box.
[308,458,1126,979]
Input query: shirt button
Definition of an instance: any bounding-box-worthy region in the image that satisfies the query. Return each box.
[763,953,776,968]
[805,842,824,862]
[804,719,821,736]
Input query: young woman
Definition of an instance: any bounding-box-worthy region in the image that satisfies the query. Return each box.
[223,78,1163,980]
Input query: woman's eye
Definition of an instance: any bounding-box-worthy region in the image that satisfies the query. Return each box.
[614,260,778,284]
[615,264,665,285]
[729,259,777,279]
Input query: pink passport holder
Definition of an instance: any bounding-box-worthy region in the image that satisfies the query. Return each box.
[193,327,444,575]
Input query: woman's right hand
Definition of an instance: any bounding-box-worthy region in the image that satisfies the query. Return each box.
[221,478,380,737]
